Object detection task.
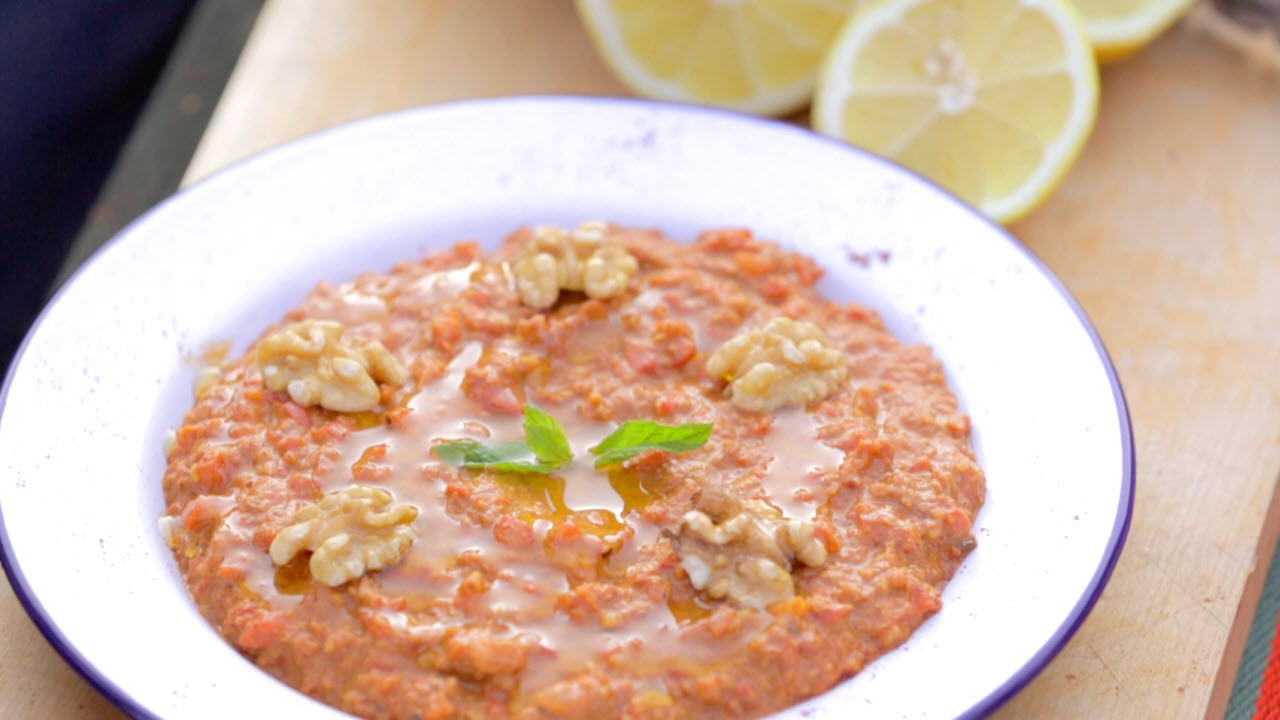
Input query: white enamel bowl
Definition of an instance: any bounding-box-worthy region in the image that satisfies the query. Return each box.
[0,97,1132,719]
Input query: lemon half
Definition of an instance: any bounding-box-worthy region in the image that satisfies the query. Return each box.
[1076,0,1198,62]
[812,0,1100,223]
[575,0,861,116]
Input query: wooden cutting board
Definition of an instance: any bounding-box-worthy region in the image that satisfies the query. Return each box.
[3,1,1279,717]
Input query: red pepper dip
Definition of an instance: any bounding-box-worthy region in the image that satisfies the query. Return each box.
[160,223,985,720]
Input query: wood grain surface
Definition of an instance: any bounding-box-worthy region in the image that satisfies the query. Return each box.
[1006,22,1280,718]
[4,1,1279,718]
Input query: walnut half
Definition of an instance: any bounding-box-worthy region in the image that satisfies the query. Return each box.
[674,490,826,610]
[256,319,408,413]
[706,317,848,413]
[513,221,639,309]
[269,485,419,587]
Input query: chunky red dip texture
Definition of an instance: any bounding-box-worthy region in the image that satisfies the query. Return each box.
[161,225,985,720]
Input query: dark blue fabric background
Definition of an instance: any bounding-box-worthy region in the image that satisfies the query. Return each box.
[1,1,195,374]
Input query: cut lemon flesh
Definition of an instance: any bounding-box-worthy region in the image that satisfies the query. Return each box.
[575,0,861,116]
[813,0,1099,223]
[1075,0,1198,62]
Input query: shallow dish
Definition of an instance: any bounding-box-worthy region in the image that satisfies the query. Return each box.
[0,96,1132,719]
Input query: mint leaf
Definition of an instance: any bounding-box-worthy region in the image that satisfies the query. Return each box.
[432,439,560,474]
[590,420,713,467]
[431,406,572,475]
[433,408,710,474]
[523,405,573,466]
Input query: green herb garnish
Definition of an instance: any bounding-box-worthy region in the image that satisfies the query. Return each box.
[431,439,562,473]
[432,407,713,474]
[522,405,573,467]
[432,405,572,474]
[589,419,714,467]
